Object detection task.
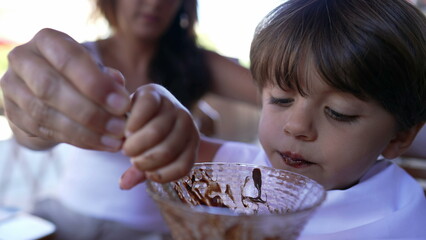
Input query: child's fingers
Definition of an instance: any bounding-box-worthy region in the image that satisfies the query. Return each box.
[122,109,176,157]
[119,134,197,188]
[125,86,162,136]
[129,109,193,171]
[119,165,147,190]
[145,135,198,183]
[122,83,199,184]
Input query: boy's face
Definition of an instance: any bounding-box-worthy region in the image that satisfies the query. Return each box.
[258,73,398,190]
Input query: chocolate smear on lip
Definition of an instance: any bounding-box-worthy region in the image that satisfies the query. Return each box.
[281,152,313,168]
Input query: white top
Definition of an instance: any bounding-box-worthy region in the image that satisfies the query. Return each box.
[54,144,167,232]
[213,141,426,239]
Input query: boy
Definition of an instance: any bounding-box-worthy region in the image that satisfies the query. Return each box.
[122,0,426,238]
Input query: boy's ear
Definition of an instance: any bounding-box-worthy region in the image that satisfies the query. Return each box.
[381,123,425,159]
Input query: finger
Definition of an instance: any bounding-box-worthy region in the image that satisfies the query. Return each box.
[123,111,176,157]
[119,165,147,190]
[4,96,122,151]
[122,107,176,157]
[125,86,162,136]
[130,109,193,171]
[2,71,122,151]
[6,44,126,137]
[103,67,126,86]
[145,135,198,183]
[9,28,130,115]
[2,70,49,137]
[2,95,38,138]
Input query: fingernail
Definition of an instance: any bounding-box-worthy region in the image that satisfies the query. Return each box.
[119,168,146,190]
[119,172,131,190]
[112,70,125,85]
[101,135,122,149]
[107,93,129,114]
[106,118,126,135]
[119,172,128,190]
[119,174,124,189]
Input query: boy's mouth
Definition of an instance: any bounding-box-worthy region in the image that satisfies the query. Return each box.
[279,152,314,169]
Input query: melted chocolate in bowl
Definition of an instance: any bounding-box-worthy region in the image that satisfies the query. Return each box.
[146,163,326,240]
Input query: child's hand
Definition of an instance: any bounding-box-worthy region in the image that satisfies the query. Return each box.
[119,84,200,189]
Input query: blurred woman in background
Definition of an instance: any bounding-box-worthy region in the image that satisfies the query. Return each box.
[1,0,258,239]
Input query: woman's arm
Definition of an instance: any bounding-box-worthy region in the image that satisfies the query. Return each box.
[204,50,260,106]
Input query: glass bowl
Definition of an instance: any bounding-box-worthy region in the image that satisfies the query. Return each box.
[146,162,326,240]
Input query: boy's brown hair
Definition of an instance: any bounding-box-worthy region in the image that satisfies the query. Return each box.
[250,0,426,130]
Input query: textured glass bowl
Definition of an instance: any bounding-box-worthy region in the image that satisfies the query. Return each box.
[146,162,326,240]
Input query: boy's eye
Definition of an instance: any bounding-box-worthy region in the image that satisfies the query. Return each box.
[324,107,358,123]
[269,97,293,106]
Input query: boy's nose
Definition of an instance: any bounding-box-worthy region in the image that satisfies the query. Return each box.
[282,105,317,141]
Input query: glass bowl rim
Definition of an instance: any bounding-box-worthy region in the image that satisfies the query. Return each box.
[146,162,327,218]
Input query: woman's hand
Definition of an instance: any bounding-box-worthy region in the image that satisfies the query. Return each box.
[120,84,200,188]
[0,28,130,151]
